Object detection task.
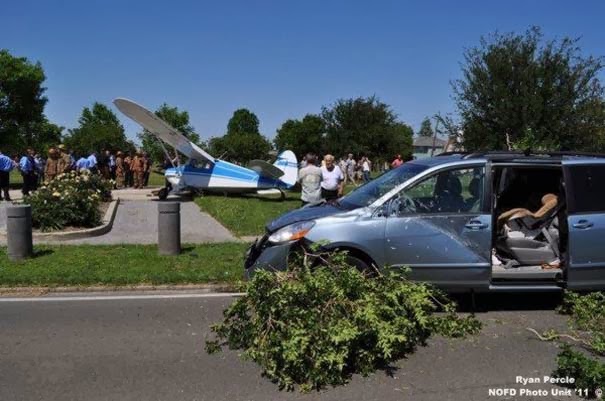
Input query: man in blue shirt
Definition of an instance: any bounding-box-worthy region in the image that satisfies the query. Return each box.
[76,156,89,171]
[0,150,15,201]
[87,152,98,174]
[19,148,38,196]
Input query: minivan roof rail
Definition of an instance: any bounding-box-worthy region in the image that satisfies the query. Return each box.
[453,150,605,159]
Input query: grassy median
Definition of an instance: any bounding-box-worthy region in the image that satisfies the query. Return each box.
[196,194,301,236]
[0,243,248,287]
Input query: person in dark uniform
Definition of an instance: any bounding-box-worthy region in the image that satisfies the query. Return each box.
[19,148,38,196]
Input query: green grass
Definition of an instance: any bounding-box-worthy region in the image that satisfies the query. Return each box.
[148,170,166,187]
[196,193,302,236]
[0,243,248,287]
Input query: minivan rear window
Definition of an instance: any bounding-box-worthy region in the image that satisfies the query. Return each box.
[567,164,605,213]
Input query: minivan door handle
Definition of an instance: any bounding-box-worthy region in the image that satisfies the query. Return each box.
[573,220,594,230]
[465,220,488,230]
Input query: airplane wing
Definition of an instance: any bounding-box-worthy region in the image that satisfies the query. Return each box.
[113,98,215,164]
[248,160,284,180]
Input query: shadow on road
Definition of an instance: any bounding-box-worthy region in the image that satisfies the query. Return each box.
[453,292,564,313]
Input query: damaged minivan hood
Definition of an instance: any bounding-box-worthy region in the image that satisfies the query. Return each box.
[265,203,351,232]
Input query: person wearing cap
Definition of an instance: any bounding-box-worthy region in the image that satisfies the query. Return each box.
[0,150,15,201]
[124,152,133,187]
[57,144,72,174]
[115,151,125,188]
[131,151,146,189]
[320,154,344,201]
[44,147,60,182]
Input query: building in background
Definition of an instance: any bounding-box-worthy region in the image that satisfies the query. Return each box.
[412,136,447,159]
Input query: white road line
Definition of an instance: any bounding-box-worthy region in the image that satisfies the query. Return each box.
[0,293,245,302]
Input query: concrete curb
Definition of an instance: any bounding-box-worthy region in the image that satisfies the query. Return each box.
[239,235,261,243]
[0,283,238,296]
[0,199,120,241]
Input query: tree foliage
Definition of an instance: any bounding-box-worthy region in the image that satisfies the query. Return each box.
[418,117,434,137]
[274,114,325,160]
[206,249,481,391]
[321,96,413,163]
[64,102,130,157]
[535,292,605,398]
[138,103,202,163]
[208,108,272,163]
[0,49,55,155]
[453,27,605,151]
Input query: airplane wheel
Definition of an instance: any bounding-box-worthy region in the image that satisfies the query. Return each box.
[279,190,286,202]
[158,187,169,200]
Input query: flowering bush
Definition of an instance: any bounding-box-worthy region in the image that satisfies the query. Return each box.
[24,170,113,231]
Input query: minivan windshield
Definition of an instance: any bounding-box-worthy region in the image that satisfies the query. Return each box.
[339,163,428,208]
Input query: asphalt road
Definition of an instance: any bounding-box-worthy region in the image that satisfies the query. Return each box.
[0,292,584,401]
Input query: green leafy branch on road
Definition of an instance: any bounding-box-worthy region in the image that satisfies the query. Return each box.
[205,249,481,391]
[528,291,605,398]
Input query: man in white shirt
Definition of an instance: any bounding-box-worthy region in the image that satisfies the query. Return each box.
[297,153,322,206]
[320,154,344,201]
[362,156,371,183]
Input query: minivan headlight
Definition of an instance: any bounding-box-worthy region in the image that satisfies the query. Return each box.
[268,221,315,244]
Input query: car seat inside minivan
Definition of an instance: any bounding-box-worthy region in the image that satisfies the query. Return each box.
[491,166,567,281]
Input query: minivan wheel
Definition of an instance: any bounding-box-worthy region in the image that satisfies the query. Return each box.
[328,253,377,277]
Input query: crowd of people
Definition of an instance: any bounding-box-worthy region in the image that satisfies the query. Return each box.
[0,145,154,201]
[297,153,407,205]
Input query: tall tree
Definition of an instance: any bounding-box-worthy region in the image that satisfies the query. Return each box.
[417,117,434,137]
[64,102,130,156]
[274,114,325,160]
[453,27,605,151]
[321,96,413,162]
[0,49,49,154]
[138,103,202,163]
[208,108,272,163]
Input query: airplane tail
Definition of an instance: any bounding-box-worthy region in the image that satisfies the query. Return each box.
[273,150,298,187]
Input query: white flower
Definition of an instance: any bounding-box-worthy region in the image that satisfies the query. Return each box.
[52,192,61,197]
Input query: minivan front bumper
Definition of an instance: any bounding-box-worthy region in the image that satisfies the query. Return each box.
[244,235,294,279]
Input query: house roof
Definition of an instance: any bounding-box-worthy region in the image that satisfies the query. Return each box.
[413,136,447,147]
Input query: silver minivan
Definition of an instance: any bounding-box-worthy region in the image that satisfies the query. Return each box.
[245,152,605,293]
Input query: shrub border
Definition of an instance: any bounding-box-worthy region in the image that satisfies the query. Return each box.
[0,198,120,241]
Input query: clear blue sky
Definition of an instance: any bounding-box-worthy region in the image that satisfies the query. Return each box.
[4,0,605,144]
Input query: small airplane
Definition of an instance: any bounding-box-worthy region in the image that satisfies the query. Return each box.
[113,98,298,200]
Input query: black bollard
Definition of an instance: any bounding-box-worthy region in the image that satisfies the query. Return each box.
[158,202,181,255]
[7,205,33,261]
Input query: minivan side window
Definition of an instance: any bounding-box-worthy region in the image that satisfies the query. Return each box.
[567,165,605,213]
[392,166,485,215]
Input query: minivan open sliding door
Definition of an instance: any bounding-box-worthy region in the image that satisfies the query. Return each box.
[563,160,605,290]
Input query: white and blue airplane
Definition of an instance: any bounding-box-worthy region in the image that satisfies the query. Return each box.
[113,98,298,200]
